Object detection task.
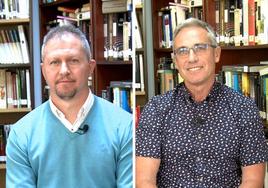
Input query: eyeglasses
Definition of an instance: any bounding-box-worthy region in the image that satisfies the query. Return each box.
[174,43,216,58]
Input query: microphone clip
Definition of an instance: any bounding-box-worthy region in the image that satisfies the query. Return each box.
[76,124,89,135]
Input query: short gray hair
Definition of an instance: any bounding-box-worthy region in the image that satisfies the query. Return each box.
[172,18,217,50]
[41,24,91,61]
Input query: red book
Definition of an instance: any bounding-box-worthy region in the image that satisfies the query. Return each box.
[248,0,255,45]
[135,106,141,128]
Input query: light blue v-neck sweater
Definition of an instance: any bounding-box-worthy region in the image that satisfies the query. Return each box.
[6,95,133,188]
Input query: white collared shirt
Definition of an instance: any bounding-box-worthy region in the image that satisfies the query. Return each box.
[49,90,94,133]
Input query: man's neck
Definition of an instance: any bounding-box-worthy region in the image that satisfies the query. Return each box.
[185,80,214,103]
[51,91,89,124]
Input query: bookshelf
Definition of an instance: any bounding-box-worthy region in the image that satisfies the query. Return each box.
[148,0,268,139]
[92,0,133,102]
[39,0,133,107]
[149,0,268,95]
[0,1,33,187]
[134,1,148,107]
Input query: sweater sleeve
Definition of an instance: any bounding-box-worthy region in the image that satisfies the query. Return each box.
[116,117,133,188]
[6,128,37,188]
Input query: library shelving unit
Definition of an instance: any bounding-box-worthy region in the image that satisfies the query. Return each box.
[91,0,132,97]
[150,0,268,95]
[0,1,34,187]
[39,0,132,99]
[134,2,148,107]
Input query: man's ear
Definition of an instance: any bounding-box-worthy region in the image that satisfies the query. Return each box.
[89,59,96,74]
[214,46,221,64]
[41,62,46,80]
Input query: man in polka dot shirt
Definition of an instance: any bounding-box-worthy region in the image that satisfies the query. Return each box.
[136,18,268,188]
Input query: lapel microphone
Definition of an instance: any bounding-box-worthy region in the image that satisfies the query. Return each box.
[76,124,89,135]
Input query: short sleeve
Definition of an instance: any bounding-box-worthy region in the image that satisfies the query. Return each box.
[239,100,268,166]
[135,97,164,158]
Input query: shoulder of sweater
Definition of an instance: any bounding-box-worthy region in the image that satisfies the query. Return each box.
[12,101,50,131]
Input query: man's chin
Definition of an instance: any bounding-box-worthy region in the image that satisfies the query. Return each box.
[56,90,76,100]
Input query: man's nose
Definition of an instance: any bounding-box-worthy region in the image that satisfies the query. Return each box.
[188,48,198,62]
[59,62,70,75]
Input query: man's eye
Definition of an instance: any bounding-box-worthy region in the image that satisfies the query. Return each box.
[178,47,189,55]
[50,61,60,65]
[69,59,79,65]
[195,44,207,51]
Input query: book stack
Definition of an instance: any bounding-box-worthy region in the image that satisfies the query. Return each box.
[0,68,31,109]
[46,3,91,30]
[0,124,12,163]
[103,81,132,113]
[103,12,132,61]
[0,25,29,64]
[157,57,182,94]
[102,0,132,14]
[220,64,268,121]
[158,3,189,48]
[76,3,91,20]
[0,0,29,19]
[215,0,268,46]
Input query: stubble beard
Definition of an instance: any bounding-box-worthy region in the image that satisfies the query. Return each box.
[55,87,77,100]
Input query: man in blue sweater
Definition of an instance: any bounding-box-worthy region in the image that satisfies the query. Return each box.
[6,25,133,188]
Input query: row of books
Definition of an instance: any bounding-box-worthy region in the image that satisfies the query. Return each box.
[0,0,29,19]
[102,0,132,14]
[0,124,11,162]
[215,0,268,46]
[0,68,31,109]
[57,3,91,20]
[219,64,268,121]
[157,57,183,94]
[157,0,203,49]
[103,12,132,61]
[102,81,132,113]
[0,25,29,64]
[46,3,91,31]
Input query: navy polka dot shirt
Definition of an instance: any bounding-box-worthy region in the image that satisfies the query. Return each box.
[136,81,268,188]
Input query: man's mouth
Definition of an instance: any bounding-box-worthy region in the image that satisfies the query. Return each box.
[187,66,202,71]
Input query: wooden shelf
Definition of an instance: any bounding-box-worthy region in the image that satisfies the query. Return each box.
[154,48,172,52]
[221,44,268,50]
[97,61,132,65]
[40,0,79,7]
[0,18,30,25]
[0,63,31,68]
[0,108,31,113]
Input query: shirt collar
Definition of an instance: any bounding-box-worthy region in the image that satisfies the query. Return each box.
[49,89,94,132]
[178,81,222,104]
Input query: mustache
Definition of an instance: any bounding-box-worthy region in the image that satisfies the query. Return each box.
[55,76,75,84]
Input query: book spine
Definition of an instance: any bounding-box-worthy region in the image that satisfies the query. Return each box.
[248,0,255,45]
[0,69,7,109]
[17,25,30,64]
